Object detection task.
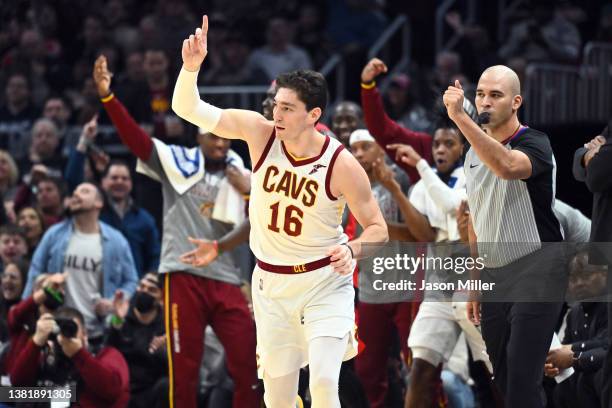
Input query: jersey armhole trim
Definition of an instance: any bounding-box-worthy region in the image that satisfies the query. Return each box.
[253,128,276,173]
[325,145,345,201]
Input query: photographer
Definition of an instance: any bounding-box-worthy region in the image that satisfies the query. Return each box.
[107,273,167,408]
[10,306,129,407]
[3,273,64,375]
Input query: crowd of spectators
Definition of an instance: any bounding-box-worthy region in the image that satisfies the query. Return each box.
[0,0,609,407]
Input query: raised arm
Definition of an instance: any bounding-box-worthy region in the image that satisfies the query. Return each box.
[93,56,154,162]
[360,58,432,182]
[444,81,532,180]
[171,15,271,146]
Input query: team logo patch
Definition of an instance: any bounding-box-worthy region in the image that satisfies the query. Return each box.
[308,164,327,175]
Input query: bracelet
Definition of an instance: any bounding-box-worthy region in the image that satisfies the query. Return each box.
[100,93,115,103]
[110,315,124,326]
[361,81,376,90]
[343,243,354,259]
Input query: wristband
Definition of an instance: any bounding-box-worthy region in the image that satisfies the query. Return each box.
[343,243,354,259]
[110,315,124,326]
[100,93,115,103]
[361,81,376,90]
[213,240,222,255]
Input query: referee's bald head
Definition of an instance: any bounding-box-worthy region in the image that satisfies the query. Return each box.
[480,65,521,97]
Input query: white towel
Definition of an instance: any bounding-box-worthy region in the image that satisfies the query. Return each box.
[136,139,249,225]
[136,138,204,195]
[212,149,250,225]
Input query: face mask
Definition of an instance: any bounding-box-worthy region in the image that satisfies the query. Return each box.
[133,291,157,313]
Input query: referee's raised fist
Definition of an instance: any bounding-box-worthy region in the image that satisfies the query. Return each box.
[443,79,465,122]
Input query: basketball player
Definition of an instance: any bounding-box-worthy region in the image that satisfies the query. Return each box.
[174,16,388,408]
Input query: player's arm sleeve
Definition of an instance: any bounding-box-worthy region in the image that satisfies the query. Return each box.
[172,67,222,133]
[511,133,554,179]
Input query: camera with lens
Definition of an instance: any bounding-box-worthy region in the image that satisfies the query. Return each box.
[53,318,78,338]
[43,286,65,311]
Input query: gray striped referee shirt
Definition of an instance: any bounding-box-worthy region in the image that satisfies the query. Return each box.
[465,127,563,267]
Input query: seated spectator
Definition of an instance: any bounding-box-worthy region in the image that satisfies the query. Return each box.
[0,73,39,160]
[200,32,257,86]
[18,118,65,179]
[596,3,612,42]
[22,182,138,339]
[384,73,431,133]
[330,101,364,148]
[100,162,160,277]
[42,95,81,156]
[0,258,29,342]
[17,206,46,256]
[64,116,161,277]
[14,175,66,227]
[0,225,28,271]
[0,149,19,201]
[247,17,313,81]
[498,0,581,64]
[107,273,167,408]
[10,306,130,407]
[545,253,607,408]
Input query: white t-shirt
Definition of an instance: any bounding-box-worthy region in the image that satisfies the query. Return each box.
[63,229,103,336]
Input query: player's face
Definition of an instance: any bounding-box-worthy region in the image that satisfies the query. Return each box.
[432,128,463,175]
[475,74,521,130]
[351,141,382,173]
[273,88,313,141]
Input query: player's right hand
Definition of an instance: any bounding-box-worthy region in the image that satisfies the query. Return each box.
[179,237,219,267]
[361,58,388,83]
[182,15,208,72]
[93,55,113,98]
[466,299,481,325]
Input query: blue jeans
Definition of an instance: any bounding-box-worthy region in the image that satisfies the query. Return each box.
[441,370,475,408]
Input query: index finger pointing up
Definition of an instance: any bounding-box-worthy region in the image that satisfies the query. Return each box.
[202,15,208,35]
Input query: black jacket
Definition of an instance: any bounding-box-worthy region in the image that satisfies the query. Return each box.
[572,124,612,264]
[562,302,608,373]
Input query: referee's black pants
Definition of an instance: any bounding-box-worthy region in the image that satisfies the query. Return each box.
[481,301,563,408]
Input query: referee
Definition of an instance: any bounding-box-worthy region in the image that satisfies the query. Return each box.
[444,65,566,408]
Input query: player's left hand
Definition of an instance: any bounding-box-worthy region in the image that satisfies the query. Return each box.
[443,80,466,122]
[327,244,354,275]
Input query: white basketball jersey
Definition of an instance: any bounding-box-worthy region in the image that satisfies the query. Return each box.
[249,131,348,264]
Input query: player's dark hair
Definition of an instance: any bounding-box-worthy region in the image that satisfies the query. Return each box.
[275,70,328,115]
